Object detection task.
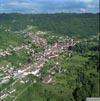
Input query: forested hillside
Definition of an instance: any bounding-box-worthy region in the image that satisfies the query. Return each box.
[0,13,99,37]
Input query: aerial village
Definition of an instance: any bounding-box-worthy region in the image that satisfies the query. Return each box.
[0,31,79,100]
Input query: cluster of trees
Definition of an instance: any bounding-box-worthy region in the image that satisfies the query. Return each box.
[72,38,99,101]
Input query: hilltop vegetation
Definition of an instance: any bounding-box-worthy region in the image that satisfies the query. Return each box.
[0,13,99,37]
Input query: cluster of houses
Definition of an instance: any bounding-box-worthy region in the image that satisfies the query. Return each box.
[0,88,16,100]
[28,32,48,48]
[0,49,11,57]
[0,32,78,100]
[28,32,77,59]
[0,45,27,57]
[42,75,53,84]
[0,33,77,84]
[0,44,36,58]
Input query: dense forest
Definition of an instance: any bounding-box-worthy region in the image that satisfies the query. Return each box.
[0,13,99,37]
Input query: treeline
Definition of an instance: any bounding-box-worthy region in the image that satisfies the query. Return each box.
[0,13,99,37]
[72,38,99,100]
